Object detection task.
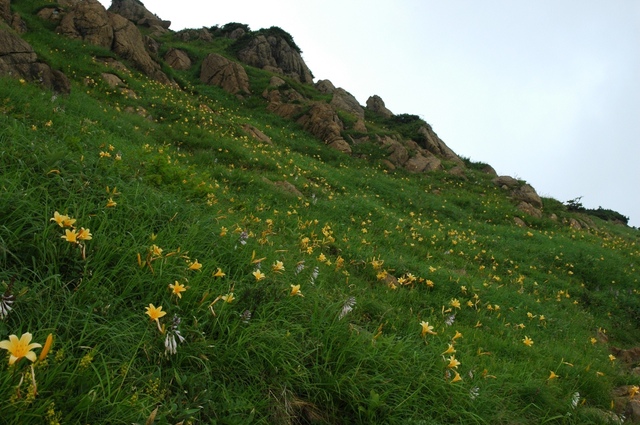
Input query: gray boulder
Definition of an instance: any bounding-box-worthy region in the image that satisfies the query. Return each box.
[237,34,313,83]
[200,53,250,95]
[366,95,393,118]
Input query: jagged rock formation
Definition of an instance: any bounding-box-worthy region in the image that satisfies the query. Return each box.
[296,103,347,149]
[315,79,336,94]
[366,95,393,118]
[108,0,171,31]
[493,175,544,217]
[0,26,70,93]
[164,48,191,70]
[56,0,170,84]
[418,125,463,165]
[0,0,11,24]
[236,34,313,83]
[200,53,250,96]
[330,88,364,119]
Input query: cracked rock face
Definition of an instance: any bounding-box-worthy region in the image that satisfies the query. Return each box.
[0,29,70,93]
[200,53,250,95]
[237,34,313,84]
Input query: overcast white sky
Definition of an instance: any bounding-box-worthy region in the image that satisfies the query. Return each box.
[99,0,640,227]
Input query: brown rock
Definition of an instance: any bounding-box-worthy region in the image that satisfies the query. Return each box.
[379,136,408,166]
[405,153,441,173]
[493,175,520,189]
[513,184,543,209]
[57,0,114,48]
[269,76,286,87]
[175,28,212,42]
[315,79,335,94]
[417,125,463,165]
[237,34,313,83]
[330,88,364,118]
[274,181,303,197]
[610,346,640,365]
[101,72,123,87]
[109,13,168,83]
[243,124,272,145]
[0,29,70,93]
[366,95,393,118]
[448,165,468,179]
[200,53,250,95]
[328,139,352,154]
[0,0,10,24]
[108,0,170,29]
[296,102,344,144]
[517,201,542,218]
[514,217,527,228]
[266,102,303,120]
[37,7,63,23]
[164,48,191,70]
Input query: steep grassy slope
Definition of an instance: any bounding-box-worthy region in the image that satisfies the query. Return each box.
[1,3,639,424]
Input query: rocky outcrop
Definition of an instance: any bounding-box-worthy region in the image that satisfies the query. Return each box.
[237,34,313,84]
[0,0,11,23]
[493,175,544,216]
[366,95,393,118]
[405,153,442,173]
[296,102,351,153]
[243,124,272,145]
[330,88,364,119]
[108,0,170,30]
[56,0,169,84]
[175,28,213,42]
[315,79,335,94]
[200,53,250,96]
[164,48,191,70]
[418,125,463,165]
[0,28,70,93]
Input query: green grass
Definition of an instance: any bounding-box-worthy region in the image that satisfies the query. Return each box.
[1,2,640,423]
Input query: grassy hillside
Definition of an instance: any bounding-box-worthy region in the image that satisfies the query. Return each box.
[1,3,639,424]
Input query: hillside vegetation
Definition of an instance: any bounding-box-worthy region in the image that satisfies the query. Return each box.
[1,1,639,424]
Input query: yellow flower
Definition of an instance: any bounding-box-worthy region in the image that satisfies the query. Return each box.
[290,284,304,297]
[106,198,117,208]
[450,371,462,383]
[522,336,534,347]
[629,385,639,398]
[77,227,92,241]
[590,337,597,344]
[442,344,456,355]
[452,330,463,342]
[548,371,559,380]
[420,321,437,337]
[0,332,42,365]
[213,268,225,278]
[51,211,75,227]
[609,354,616,362]
[450,298,461,309]
[446,355,461,369]
[188,259,202,271]
[150,244,163,257]
[39,333,54,362]
[61,228,78,243]
[317,253,327,262]
[145,304,166,322]
[169,281,187,298]
[538,315,545,321]
[252,270,265,281]
[221,293,235,303]
[220,227,228,237]
[272,261,285,273]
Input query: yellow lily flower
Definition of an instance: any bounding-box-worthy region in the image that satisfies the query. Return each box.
[61,228,78,243]
[548,371,559,380]
[272,261,285,273]
[420,321,437,337]
[169,281,187,298]
[446,355,461,369]
[252,270,265,281]
[106,198,117,208]
[0,332,42,365]
[213,268,225,278]
[188,259,202,271]
[450,371,462,383]
[522,336,534,347]
[145,304,167,322]
[442,344,456,355]
[77,227,92,241]
[290,284,304,297]
[221,293,235,303]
